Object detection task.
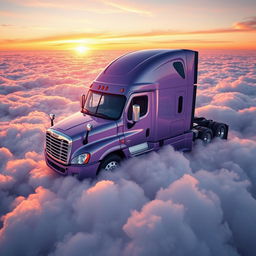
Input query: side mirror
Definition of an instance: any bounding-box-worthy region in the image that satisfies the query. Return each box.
[83,123,93,144]
[81,94,85,112]
[49,113,55,126]
[132,104,140,122]
[86,123,93,131]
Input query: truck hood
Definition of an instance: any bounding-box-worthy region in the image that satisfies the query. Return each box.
[53,112,117,139]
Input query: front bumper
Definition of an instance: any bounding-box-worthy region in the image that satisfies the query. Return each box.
[45,151,100,179]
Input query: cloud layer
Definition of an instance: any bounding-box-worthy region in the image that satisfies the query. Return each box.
[0,50,256,256]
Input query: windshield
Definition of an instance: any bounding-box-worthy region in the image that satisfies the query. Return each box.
[83,90,126,120]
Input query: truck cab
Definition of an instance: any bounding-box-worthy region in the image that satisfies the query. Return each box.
[45,49,228,178]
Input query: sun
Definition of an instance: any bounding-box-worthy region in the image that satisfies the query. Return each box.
[75,45,89,54]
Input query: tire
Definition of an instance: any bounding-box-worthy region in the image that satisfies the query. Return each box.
[98,154,122,174]
[213,123,227,139]
[198,127,213,144]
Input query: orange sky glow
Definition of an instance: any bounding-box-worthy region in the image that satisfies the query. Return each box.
[0,0,256,51]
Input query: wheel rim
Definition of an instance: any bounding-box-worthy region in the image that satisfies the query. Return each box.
[217,127,225,138]
[104,161,119,171]
[203,133,211,143]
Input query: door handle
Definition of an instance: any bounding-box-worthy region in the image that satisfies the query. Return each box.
[146,128,150,137]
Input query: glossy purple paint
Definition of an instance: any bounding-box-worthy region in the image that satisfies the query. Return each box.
[45,49,199,178]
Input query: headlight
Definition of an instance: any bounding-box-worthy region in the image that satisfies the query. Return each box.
[71,153,90,164]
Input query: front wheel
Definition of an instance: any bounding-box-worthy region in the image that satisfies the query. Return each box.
[98,154,122,174]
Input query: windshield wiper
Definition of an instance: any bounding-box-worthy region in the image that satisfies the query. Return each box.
[94,112,113,120]
[82,109,111,119]
[82,108,94,115]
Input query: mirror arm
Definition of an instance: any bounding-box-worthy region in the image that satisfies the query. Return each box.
[83,130,89,144]
[127,120,136,129]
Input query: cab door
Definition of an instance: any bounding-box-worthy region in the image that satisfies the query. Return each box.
[123,92,153,156]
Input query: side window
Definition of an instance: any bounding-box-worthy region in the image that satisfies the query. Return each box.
[173,61,185,79]
[128,95,148,120]
[178,96,183,113]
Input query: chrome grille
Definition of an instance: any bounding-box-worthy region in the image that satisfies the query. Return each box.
[45,129,72,164]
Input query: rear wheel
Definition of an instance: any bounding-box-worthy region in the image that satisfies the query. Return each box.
[213,123,227,139]
[98,154,122,174]
[198,127,213,144]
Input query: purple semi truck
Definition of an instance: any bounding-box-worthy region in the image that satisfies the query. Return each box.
[45,49,228,178]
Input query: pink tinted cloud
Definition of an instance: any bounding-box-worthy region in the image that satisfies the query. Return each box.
[233,16,256,30]
[0,50,256,256]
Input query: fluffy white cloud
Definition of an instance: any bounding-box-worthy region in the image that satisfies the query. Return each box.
[0,50,255,256]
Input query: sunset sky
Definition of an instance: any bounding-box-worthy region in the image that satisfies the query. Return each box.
[1,2,256,255]
[1,0,256,50]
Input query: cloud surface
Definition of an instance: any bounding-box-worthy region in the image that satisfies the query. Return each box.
[0,50,256,256]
